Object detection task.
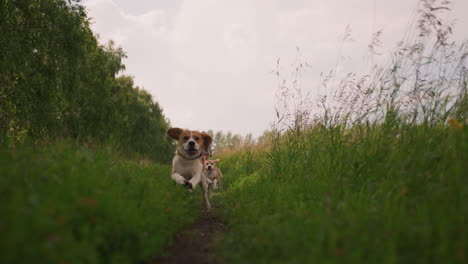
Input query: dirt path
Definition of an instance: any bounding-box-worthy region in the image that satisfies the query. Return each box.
[147,213,225,264]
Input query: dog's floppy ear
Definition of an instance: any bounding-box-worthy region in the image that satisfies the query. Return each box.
[167,127,183,140]
[202,132,212,149]
[215,159,220,163]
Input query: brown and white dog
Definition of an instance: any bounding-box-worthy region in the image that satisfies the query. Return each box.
[203,159,223,190]
[167,127,213,211]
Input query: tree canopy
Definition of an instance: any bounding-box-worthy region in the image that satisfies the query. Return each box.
[0,0,173,162]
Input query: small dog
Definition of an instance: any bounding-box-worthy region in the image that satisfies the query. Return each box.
[203,159,223,190]
[167,127,213,211]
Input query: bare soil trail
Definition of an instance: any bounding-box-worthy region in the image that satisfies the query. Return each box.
[147,213,225,264]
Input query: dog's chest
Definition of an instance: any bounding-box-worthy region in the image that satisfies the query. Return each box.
[205,169,217,180]
[173,156,202,179]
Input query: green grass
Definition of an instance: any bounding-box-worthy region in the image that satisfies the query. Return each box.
[0,142,201,264]
[215,122,467,263]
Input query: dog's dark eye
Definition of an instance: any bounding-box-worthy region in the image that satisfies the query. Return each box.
[194,136,200,141]
[183,136,189,140]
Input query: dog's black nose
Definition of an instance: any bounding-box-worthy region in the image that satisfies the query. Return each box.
[207,166,212,170]
[188,141,195,148]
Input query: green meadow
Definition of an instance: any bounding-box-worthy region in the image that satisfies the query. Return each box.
[215,121,467,263]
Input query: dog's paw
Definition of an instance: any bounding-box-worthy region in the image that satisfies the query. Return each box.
[183,180,193,190]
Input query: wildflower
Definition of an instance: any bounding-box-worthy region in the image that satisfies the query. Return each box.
[47,233,61,244]
[448,118,463,131]
[400,187,409,196]
[55,215,67,225]
[334,248,345,256]
[164,207,172,214]
[79,197,97,208]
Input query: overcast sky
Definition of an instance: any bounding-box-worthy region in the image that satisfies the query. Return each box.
[83,0,467,136]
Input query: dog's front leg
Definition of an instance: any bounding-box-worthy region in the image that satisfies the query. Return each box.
[171,173,189,185]
[201,176,212,212]
[213,179,218,190]
[188,171,202,190]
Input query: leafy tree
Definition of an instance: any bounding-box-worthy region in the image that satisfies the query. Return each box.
[0,0,174,162]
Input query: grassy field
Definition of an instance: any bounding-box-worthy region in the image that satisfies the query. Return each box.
[215,121,467,263]
[0,142,201,264]
[2,124,465,264]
